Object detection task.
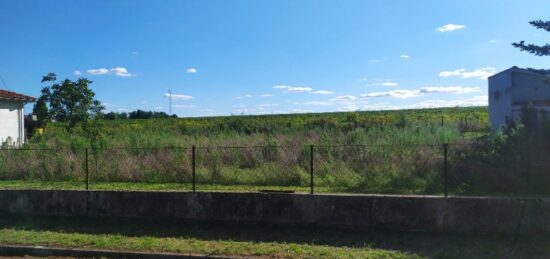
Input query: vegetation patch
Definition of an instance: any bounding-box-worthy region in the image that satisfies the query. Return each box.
[0,214,548,258]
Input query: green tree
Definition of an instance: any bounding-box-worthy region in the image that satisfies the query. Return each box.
[32,95,49,127]
[513,20,550,56]
[37,73,104,131]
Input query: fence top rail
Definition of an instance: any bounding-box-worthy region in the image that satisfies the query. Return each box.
[0,142,473,152]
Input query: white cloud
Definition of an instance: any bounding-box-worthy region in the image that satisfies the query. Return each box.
[286,87,312,93]
[326,95,488,112]
[360,89,421,99]
[331,95,357,102]
[439,69,465,77]
[369,59,381,63]
[461,68,496,79]
[361,92,390,98]
[411,95,488,108]
[87,68,110,75]
[385,89,422,99]
[235,94,253,99]
[420,86,479,94]
[273,85,313,93]
[261,93,274,97]
[439,67,495,80]
[87,67,133,77]
[73,70,82,76]
[360,86,479,99]
[400,54,410,59]
[294,101,334,106]
[186,67,198,74]
[436,24,466,32]
[312,90,334,94]
[360,78,398,86]
[164,93,194,100]
[258,103,279,107]
[110,67,132,77]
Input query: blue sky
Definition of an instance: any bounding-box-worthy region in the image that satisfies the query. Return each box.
[1,0,549,117]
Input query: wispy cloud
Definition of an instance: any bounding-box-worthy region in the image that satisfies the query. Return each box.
[439,67,495,80]
[369,59,381,63]
[87,67,133,77]
[361,89,421,99]
[273,85,313,93]
[331,95,357,102]
[360,86,479,99]
[343,95,487,111]
[436,24,466,32]
[399,54,410,59]
[420,86,479,94]
[410,95,488,108]
[312,90,334,94]
[235,94,253,99]
[186,67,198,74]
[164,93,194,100]
[260,93,274,97]
[73,70,82,76]
[359,78,398,87]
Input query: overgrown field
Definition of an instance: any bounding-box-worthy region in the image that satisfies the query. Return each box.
[1,107,489,194]
[34,106,488,148]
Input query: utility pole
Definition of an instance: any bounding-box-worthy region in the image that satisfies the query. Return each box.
[168,89,172,115]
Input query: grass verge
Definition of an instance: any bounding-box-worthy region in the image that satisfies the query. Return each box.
[0,214,549,258]
[0,180,351,193]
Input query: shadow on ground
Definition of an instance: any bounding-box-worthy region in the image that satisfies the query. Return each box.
[0,213,549,258]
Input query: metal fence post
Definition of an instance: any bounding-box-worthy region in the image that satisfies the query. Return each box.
[443,143,448,198]
[192,145,196,193]
[85,148,89,191]
[310,144,314,194]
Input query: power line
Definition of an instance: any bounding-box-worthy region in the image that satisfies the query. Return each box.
[0,74,10,90]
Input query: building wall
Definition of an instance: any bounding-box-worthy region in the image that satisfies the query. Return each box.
[489,68,550,129]
[510,71,550,102]
[0,101,25,146]
[488,70,512,129]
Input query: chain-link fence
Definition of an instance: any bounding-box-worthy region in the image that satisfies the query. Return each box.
[0,143,506,196]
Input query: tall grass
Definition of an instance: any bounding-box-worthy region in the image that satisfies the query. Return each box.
[0,107,489,194]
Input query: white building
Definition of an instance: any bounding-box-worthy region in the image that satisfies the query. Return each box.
[488,66,550,129]
[0,89,36,146]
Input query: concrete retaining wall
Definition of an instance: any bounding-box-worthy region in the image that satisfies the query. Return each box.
[0,190,549,234]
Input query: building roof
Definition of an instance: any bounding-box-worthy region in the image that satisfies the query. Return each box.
[489,66,550,79]
[0,89,37,102]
